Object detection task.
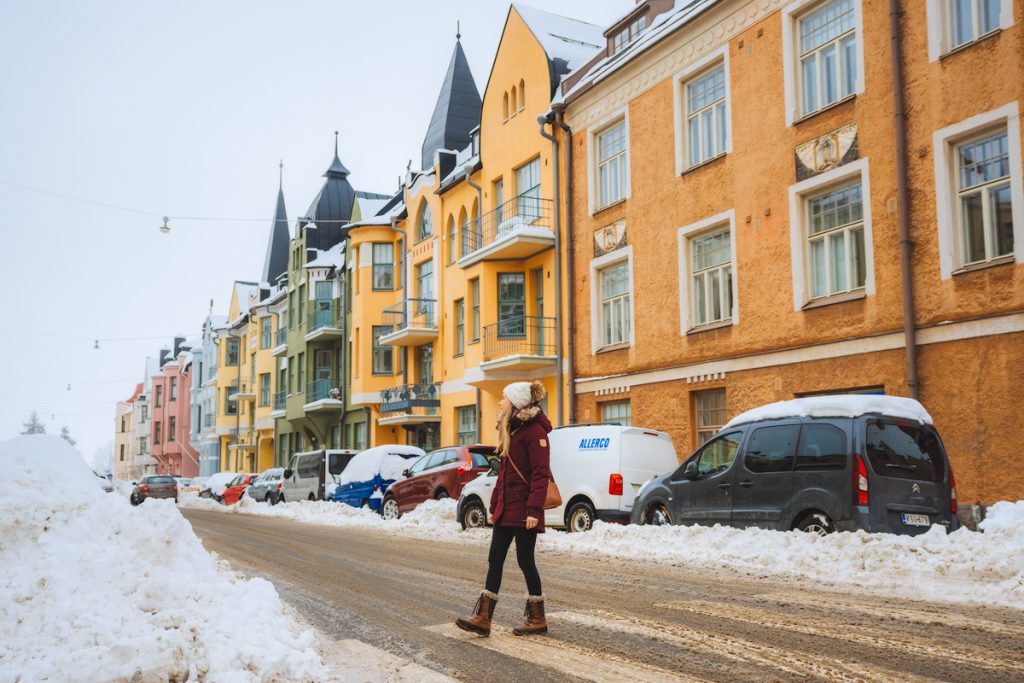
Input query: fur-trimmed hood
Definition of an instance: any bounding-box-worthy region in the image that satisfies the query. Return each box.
[512,406,552,433]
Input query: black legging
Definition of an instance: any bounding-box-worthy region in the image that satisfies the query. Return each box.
[484,525,542,596]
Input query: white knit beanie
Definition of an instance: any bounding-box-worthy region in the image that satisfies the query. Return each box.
[503,382,533,409]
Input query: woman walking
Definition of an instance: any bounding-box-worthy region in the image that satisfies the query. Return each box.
[456,380,551,637]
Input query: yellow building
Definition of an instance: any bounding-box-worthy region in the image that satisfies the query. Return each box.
[348,7,604,450]
[216,281,261,473]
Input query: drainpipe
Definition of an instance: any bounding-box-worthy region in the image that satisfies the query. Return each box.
[552,104,576,424]
[460,171,485,436]
[889,0,919,398]
[538,114,564,427]
[338,264,347,445]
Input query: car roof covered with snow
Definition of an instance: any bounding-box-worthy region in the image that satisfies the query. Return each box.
[723,395,932,429]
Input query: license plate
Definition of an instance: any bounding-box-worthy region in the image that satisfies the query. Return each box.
[902,513,930,527]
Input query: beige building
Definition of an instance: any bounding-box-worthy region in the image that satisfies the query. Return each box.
[113,383,141,481]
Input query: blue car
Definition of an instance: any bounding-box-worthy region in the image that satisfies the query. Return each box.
[329,445,426,511]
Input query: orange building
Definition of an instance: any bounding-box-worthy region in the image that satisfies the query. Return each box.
[558,0,1023,507]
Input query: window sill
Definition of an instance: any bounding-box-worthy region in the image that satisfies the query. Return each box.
[801,289,866,310]
[793,94,856,126]
[592,197,627,217]
[953,254,1015,275]
[940,29,1002,60]
[372,287,394,292]
[453,352,464,359]
[596,342,631,354]
[680,152,727,177]
[686,319,733,335]
[467,338,481,345]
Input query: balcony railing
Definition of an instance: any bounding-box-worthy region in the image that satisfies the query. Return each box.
[461,194,553,257]
[306,379,340,403]
[308,301,341,333]
[275,327,287,347]
[273,390,286,411]
[483,316,556,361]
[379,383,440,414]
[381,298,437,334]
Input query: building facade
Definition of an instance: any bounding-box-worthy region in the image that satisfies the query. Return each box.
[190,314,225,477]
[558,0,1023,505]
[113,383,141,481]
[149,339,200,477]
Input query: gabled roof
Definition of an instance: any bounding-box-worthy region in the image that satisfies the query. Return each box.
[421,39,482,171]
[261,164,290,286]
[512,4,604,94]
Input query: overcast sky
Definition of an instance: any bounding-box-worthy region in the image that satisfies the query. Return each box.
[0,1,628,465]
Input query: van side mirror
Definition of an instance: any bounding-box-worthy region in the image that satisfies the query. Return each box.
[283,468,293,480]
[683,461,699,480]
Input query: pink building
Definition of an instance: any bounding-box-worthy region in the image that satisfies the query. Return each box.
[150,339,199,477]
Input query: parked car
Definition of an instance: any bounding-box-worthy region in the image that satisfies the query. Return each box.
[282,449,358,502]
[131,475,178,505]
[456,424,677,532]
[198,472,237,502]
[329,445,425,511]
[221,473,258,506]
[381,446,495,520]
[173,477,192,492]
[631,395,959,535]
[94,471,114,493]
[183,476,207,494]
[248,468,286,504]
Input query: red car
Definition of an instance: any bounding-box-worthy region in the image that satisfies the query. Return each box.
[221,473,257,506]
[381,446,494,519]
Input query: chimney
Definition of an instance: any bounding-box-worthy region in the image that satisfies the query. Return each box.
[173,336,185,359]
[158,347,170,367]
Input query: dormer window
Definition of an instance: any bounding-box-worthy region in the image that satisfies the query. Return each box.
[611,15,646,55]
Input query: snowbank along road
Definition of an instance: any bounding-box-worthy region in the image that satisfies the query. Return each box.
[182,508,1024,683]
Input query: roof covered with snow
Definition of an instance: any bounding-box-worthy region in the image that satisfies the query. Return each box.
[513,4,604,92]
[724,395,933,429]
[304,242,346,269]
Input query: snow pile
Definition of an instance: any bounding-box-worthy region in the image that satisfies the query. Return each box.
[336,445,424,486]
[724,394,932,428]
[205,471,238,495]
[0,435,325,682]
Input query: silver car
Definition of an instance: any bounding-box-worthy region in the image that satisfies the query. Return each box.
[248,468,285,505]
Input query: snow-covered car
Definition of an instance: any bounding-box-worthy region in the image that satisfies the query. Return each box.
[198,472,237,503]
[455,424,676,532]
[282,450,358,502]
[173,477,192,492]
[221,474,257,506]
[183,476,207,494]
[248,468,285,504]
[94,471,114,493]
[328,445,425,511]
[631,395,960,535]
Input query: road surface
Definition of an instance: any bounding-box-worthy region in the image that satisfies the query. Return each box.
[182,508,1024,682]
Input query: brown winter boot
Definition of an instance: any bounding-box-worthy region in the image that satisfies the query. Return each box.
[513,595,547,636]
[455,590,498,637]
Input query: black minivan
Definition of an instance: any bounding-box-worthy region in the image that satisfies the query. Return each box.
[631,397,959,535]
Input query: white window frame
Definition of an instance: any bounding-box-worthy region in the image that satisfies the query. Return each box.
[933,102,1024,278]
[788,158,876,310]
[677,210,739,333]
[674,46,732,175]
[587,107,631,214]
[589,245,635,354]
[600,400,632,426]
[926,0,1014,61]
[781,0,865,126]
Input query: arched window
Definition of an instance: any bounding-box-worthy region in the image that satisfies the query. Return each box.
[510,86,517,116]
[502,92,509,120]
[457,207,468,258]
[447,215,456,264]
[417,203,433,240]
[519,79,526,111]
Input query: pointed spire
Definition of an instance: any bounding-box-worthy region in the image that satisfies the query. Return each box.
[325,130,350,178]
[420,37,482,170]
[262,162,290,285]
[456,20,461,41]
[278,159,283,189]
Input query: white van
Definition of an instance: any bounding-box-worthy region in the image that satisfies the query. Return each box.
[456,424,677,531]
[281,449,358,502]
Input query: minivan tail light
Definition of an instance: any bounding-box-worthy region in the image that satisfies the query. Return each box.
[949,466,957,515]
[854,454,868,507]
[609,473,623,496]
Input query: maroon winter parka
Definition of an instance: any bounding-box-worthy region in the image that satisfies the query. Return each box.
[490,408,552,532]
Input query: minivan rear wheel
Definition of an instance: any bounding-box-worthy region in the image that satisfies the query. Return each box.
[647,504,672,526]
[566,501,595,532]
[796,512,836,536]
[381,495,400,520]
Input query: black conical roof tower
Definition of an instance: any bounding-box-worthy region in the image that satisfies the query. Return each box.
[420,37,481,170]
[262,161,290,285]
[304,132,357,251]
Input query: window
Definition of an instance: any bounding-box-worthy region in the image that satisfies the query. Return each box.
[457,406,477,445]
[372,326,393,375]
[518,79,526,111]
[950,0,1002,48]
[260,317,271,348]
[224,386,237,416]
[494,178,505,221]
[611,14,646,54]
[695,389,726,444]
[865,421,946,482]
[688,226,733,327]
[154,421,162,445]
[287,356,294,394]
[516,158,541,219]
[155,385,163,408]
[226,337,239,366]
[693,431,741,476]
[354,422,368,450]
[447,217,456,264]
[372,243,394,290]
[288,291,296,328]
[503,92,510,121]
[470,278,480,340]
[805,181,867,299]
[139,437,147,453]
[396,238,404,290]
[297,352,305,392]
[168,417,176,442]
[601,400,631,426]
[140,405,147,422]
[796,0,858,117]
[315,280,332,308]
[956,130,1014,266]
[599,262,631,347]
[121,416,126,432]
[119,444,125,461]
[259,373,271,406]
[510,85,517,116]
[454,299,465,356]
[417,204,433,241]
[416,260,434,302]
[597,120,628,208]
[685,64,727,167]
[298,283,306,324]
[796,423,848,469]
[744,425,798,473]
[169,377,177,401]
[498,273,526,337]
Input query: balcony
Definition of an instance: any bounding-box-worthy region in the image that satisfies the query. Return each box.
[482,316,557,371]
[378,299,438,346]
[270,390,286,418]
[459,194,554,268]
[272,327,288,356]
[305,302,343,342]
[378,383,441,426]
[303,379,343,412]
[228,381,256,402]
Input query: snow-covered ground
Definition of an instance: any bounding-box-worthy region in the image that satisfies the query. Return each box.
[181,492,1024,611]
[0,435,447,682]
